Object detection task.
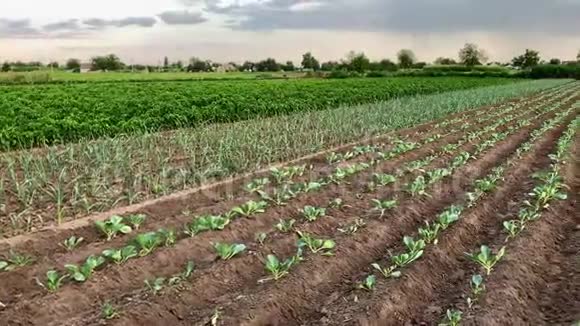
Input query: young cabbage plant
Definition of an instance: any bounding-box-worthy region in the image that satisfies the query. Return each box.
[245,178,269,193]
[297,231,335,255]
[184,215,230,237]
[437,205,463,230]
[406,176,430,197]
[357,275,376,291]
[326,152,343,164]
[95,215,132,241]
[371,199,398,218]
[255,232,268,246]
[301,205,326,222]
[134,232,162,256]
[169,261,196,285]
[275,219,296,233]
[157,228,176,247]
[466,245,506,275]
[5,251,35,267]
[230,200,268,218]
[61,236,84,251]
[452,151,472,168]
[529,181,568,209]
[467,274,485,308]
[258,186,297,206]
[391,250,424,268]
[426,168,451,185]
[518,206,541,222]
[374,173,397,186]
[418,221,441,244]
[403,236,426,255]
[125,214,147,230]
[37,270,67,292]
[0,261,8,272]
[440,309,463,326]
[338,218,366,235]
[503,220,524,241]
[102,245,138,264]
[101,302,120,320]
[329,198,350,210]
[144,277,166,295]
[213,243,247,260]
[371,263,401,278]
[65,255,106,282]
[303,182,323,193]
[263,253,300,281]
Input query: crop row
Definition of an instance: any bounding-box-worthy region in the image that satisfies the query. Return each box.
[438,116,578,325]
[1,88,572,325]
[0,77,519,150]
[1,81,574,239]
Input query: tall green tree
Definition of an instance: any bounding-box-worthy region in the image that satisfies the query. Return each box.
[301,52,320,70]
[511,49,540,68]
[459,43,488,66]
[397,49,416,68]
[65,58,81,71]
[90,54,123,71]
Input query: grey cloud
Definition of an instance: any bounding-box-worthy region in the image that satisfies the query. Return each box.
[82,16,157,29]
[205,0,580,35]
[0,18,41,38]
[158,10,208,25]
[43,19,80,32]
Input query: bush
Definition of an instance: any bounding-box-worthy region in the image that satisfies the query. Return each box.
[528,64,580,79]
[366,71,388,78]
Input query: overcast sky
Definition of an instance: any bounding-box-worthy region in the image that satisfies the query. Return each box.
[1,0,579,64]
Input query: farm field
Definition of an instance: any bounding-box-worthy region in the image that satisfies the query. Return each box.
[0,80,578,325]
[0,77,519,149]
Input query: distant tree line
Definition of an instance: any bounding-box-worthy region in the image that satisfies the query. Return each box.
[2,46,579,74]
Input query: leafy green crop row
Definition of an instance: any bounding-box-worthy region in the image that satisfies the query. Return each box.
[0,77,519,150]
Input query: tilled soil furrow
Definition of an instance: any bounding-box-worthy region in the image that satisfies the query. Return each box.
[332,111,578,326]
[132,101,578,326]
[2,92,554,312]
[89,99,568,326]
[462,133,579,326]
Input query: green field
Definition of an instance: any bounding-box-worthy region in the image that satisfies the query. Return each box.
[0,77,519,150]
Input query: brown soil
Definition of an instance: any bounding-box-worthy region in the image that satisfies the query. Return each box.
[0,84,578,326]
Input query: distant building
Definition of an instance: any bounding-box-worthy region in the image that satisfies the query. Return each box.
[80,63,92,73]
[215,63,238,73]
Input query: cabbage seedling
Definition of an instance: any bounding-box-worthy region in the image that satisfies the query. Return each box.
[326,152,342,164]
[258,186,297,206]
[245,178,269,193]
[264,254,298,281]
[213,243,246,260]
[6,251,34,267]
[338,218,366,235]
[37,270,67,292]
[452,151,472,168]
[371,199,398,218]
[65,255,106,282]
[297,231,335,255]
[125,214,147,230]
[255,232,268,245]
[301,205,326,222]
[184,215,230,236]
[95,215,132,241]
[437,205,463,230]
[157,228,176,246]
[406,176,430,197]
[426,168,451,185]
[102,245,138,264]
[61,236,84,251]
[502,220,524,241]
[357,275,376,291]
[275,219,296,233]
[440,309,462,326]
[101,302,120,320]
[144,277,166,295]
[371,263,401,278]
[134,232,163,256]
[418,221,440,244]
[466,245,506,275]
[230,200,268,218]
[391,250,423,267]
[329,198,349,209]
[303,182,322,192]
[169,261,196,285]
[374,173,397,186]
[403,236,426,255]
[0,261,8,271]
[467,273,485,308]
